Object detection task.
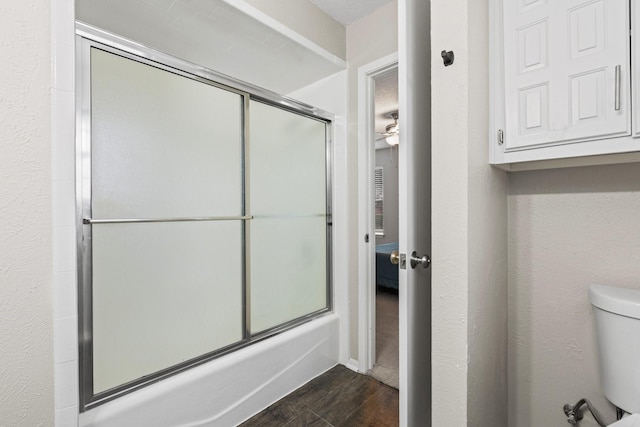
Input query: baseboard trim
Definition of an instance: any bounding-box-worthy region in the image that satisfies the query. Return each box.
[346,358,360,373]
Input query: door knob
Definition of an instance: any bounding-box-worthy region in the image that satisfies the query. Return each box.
[410,251,430,269]
[390,250,400,265]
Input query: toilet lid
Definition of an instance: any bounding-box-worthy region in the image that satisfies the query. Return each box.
[590,284,640,320]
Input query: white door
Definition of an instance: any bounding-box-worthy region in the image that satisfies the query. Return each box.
[398,0,432,425]
[503,0,630,150]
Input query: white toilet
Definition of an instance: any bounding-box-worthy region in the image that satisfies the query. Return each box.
[590,284,640,426]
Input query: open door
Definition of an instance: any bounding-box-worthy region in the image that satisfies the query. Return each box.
[397,0,431,425]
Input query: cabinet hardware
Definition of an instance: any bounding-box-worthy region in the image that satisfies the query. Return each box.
[615,65,621,111]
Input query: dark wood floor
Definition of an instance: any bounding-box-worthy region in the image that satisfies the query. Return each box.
[240,365,399,427]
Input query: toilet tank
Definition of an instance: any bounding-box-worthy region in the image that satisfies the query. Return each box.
[590,284,640,414]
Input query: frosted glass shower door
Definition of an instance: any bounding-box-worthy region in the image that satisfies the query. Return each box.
[249,101,329,333]
[88,48,245,394]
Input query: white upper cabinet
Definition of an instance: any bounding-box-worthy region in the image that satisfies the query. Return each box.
[505,0,630,149]
[492,0,640,167]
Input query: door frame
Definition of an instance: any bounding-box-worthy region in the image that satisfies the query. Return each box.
[357,52,399,373]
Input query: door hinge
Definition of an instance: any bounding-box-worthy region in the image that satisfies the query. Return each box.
[497,129,504,145]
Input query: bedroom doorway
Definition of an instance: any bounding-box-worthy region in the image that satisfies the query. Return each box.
[370,67,400,388]
[356,52,400,389]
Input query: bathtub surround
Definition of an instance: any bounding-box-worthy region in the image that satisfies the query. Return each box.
[79,315,339,426]
[74,20,344,427]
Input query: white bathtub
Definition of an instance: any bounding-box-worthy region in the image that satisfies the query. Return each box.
[80,314,340,427]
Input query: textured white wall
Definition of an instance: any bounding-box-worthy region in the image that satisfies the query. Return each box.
[466,0,509,425]
[431,0,471,424]
[0,2,54,425]
[508,163,640,427]
[432,0,508,425]
[346,0,399,360]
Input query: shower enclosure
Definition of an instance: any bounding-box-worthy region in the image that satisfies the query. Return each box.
[77,32,333,410]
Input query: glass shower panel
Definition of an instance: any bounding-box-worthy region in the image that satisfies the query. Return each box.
[250,217,327,332]
[89,48,245,393]
[90,48,243,219]
[249,101,328,333]
[92,222,243,393]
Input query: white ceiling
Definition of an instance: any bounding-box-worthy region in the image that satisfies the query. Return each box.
[309,0,394,26]
[374,68,398,131]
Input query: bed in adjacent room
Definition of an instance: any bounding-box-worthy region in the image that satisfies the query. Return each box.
[375,242,399,290]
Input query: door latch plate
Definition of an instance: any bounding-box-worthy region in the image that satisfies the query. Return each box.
[400,253,407,270]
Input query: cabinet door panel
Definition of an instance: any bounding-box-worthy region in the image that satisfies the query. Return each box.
[518,83,549,136]
[519,0,546,13]
[504,0,630,151]
[517,20,547,73]
[570,69,605,125]
[569,1,604,58]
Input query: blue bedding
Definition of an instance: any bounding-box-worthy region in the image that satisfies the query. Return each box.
[375,242,399,290]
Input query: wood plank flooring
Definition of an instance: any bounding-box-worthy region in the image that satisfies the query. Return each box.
[240,365,399,426]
